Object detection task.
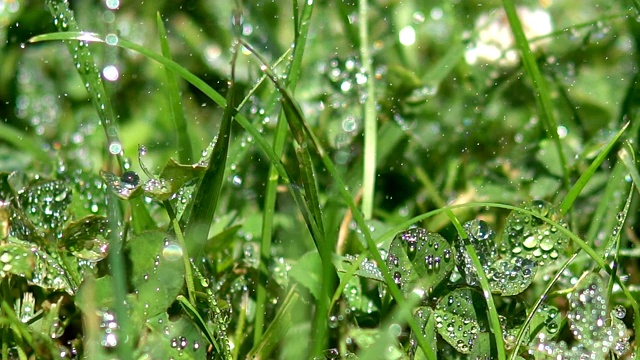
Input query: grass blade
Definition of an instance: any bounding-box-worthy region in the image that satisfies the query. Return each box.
[501,0,569,191]
[44,0,124,169]
[559,122,629,215]
[619,142,640,195]
[255,0,314,346]
[359,0,377,220]
[176,295,221,354]
[183,55,237,257]
[105,189,133,358]
[156,13,193,163]
[247,286,301,359]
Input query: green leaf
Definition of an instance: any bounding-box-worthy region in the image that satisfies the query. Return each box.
[386,228,455,297]
[143,158,206,201]
[289,251,323,299]
[503,200,569,266]
[19,179,71,240]
[411,307,438,359]
[60,215,109,261]
[139,312,206,360]
[126,230,185,319]
[0,242,36,279]
[485,256,537,296]
[434,287,487,355]
[455,219,498,286]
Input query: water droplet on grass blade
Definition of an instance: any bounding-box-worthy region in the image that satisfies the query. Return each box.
[105,33,118,45]
[108,142,122,155]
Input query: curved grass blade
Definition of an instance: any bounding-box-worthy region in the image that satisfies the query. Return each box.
[501,0,569,191]
[176,295,221,354]
[243,48,437,356]
[252,0,319,347]
[44,0,124,169]
[238,34,338,354]
[446,209,505,360]
[509,252,579,360]
[183,51,237,258]
[156,13,193,163]
[619,142,640,195]
[559,122,629,215]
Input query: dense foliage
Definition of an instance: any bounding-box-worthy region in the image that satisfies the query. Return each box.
[0,0,639,359]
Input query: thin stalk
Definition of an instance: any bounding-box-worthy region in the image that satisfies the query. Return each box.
[171,214,196,305]
[509,252,579,360]
[254,0,316,346]
[359,0,377,220]
[105,191,133,358]
[559,122,628,215]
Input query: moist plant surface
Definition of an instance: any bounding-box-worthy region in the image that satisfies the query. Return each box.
[0,0,639,359]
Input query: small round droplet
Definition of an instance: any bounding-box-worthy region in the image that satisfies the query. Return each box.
[613,305,626,319]
[108,142,122,155]
[120,171,140,188]
[162,242,183,261]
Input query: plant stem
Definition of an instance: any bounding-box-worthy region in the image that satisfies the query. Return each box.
[360,0,377,220]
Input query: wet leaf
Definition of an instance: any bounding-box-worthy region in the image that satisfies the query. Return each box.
[435,288,487,355]
[433,308,479,354]
[126,230,185,319]
[99,170,144,200]
[386,228,454,297]
[0,242,36,278]
[9,205,42,245]
[485,256,537,296]
[503,200,568,265]
[60,215,109,261]
[24,240,75,292]
[333,254,384,282]
[143,158,205,201]
[411,306,438,359]
[19,179,72,239]
[68,171,107,217]
[139,312,206,359]
[7,171,29,195]
[533,273,632,358]
[567,273,610,345]
[455,219,498,286]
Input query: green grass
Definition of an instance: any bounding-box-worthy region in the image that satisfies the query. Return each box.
[1,0,639,359]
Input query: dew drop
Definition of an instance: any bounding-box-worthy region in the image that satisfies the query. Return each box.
[120,171,140,188]
[108,142,122,155]
[162,242,183,261]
